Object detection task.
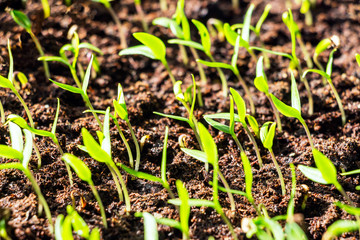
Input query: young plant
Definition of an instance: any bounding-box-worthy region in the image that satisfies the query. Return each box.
[197,31,256,115]
[300,0,315,26]
[251,9,314,115]
[61,154,107,228]
[119,32,176,85]
[119,126,175,199]
[92,0,127,48]
[204,88,263,167]
[55,205,100,240]
[322,220,359,240]
[0,123,53,232]
[303,48,346,126]
[153,0,207,83]
[40,55,103,130]
[313,37,332,85]
[10,10,50,79]
[260,121,285,195]
[270,71,315,149]
[134,212,159,240]
[113,83,141,171]
[255,56,282,131]
[207,18,225,42]
[168,20,228,97]
[170,123,238,240]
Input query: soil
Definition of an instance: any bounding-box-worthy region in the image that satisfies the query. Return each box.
[1,0,360,239]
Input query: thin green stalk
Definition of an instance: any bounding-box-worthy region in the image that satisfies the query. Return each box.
[209,55,228,97]
[126,120,141,171]
[328,81,346,126]
[29,32,50,79]
[313,56,327,85]
[0,100,4,123]
[218,172,235,211]
[25,169,53,232]
[244,126,263,168]
[179,45,189,66]
[69,66,82,89]
[13,89,34,127]
[54,141,73,186]
[114,120,134,168]
[83,95,103,131]
[89,183,108,228]
[267,96,282,132]
[107,5,127,48]
[110,163,131,212]
[297,36,313,68]
[299,119,314,149]
[234,72,255,116]
[190,47,207,84]
[134,1,148,32]
[297,67,314,116]
[108,165,124,201]
[231,133,245,153]
[269,149,285,196]
[163,62,176,85]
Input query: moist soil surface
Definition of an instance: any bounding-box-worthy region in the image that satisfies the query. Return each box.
[1,0,360,239]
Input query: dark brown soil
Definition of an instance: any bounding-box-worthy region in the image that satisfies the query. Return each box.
[1,0,360,239]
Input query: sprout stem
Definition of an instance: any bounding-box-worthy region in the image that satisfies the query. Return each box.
[25,169,53,232]
[235,72,255,116]
[111,163,131,212]
[29,32,50,79]
[190,47,207,84]
[218,172,236,211]
[127,120,141,171]
[244,126,263,168]
[297,66,314,116]
[114,120,134,168]
[328,80,346,126]
[269,149,286,196]
[54,140,74,186]
[107,6,127,49]
[163,62,176,85]
[0,100,5,123]
[69,66,82,89]
[108,165,124,201]
[297,36,313,69]
[209,55,228,97]
[268,96,282,132]
[83,95,103,131]
[89,183,108,228]
[299,119,314,150]
[179,45,189,66]
[134,2,148,32]
[313,55,327,85]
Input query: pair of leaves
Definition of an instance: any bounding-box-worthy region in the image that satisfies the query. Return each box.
[260,122,276,150]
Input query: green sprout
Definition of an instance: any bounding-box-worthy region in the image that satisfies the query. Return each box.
[303,48,346,126]
[134,212,159,240]
[313,37,333,85]
[40,55,103,131]
[0,122,53,232]
[207,18,225,42]
[113,83,141,171]
[322,220,359,240]
[168,20,228,97]
[134,0,148,32]
[79,108,131,212]
[119,32,176,85]
[0,213,10,240]
[270,71,315,149]
[255,56,282,131]
[55,205,100,240]
[171,123,238,240]
[204,88,263,167]
[154,0,207,83]
[260,121,285,195]
[356,53,360,67]
[61,153,107,228]
[10,10,50,79]
[300,0,316,26]
[197,30,256,115]
[92,0,127,48]
[119,126,175,199]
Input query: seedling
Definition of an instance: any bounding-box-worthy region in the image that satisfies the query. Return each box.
[168,20,228,96]
[119,126,175,199]
[61,153,107,228]
[113,83,141,171]
[300,0,315,26]
[55,205,100,240]
[204,88,263,167]
[356,53,360,67]
[153,0,207,83]
[303,48,346,126]
[313,37,332,85]
[197,31,256,115]
[255,56,282,131]
[260,121,285,195]
[170,123,238,240]
[134,212,159,240]
[0,123,53,232]
[92,0,127,48]
[79,108,131,212]
[119,32,176,85]
[10,10,50,79]
[40,55,103,130]
[323,220,359,240]
[270,72,315,149]
[207,18,225,42]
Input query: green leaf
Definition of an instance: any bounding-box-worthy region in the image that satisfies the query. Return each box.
[197,59,233,70]
[229,95,235,135]
[119,45,157,60]
[298,165,329,185]
[270,94,302,120]
[181,148,208,163]
[50,79,83,95]
[260,122,276,150]
[168,199,215,208]
[242,4,255,43]
[204,112,241,122]
[255,56,269,93]
[67,206,90,239]
[198,123,217,166]
[10,10,32,32]
[323,220,359,240]
[101,107,111,156]
[0,162,24,171]
[314,38,332,56]
[82,55,93,93]
[120,163,162,183]
[135,212,159,240]
[7,40,14,82]
[230,88,246,125]
[38,56,71,68]
[192,20,211,55]
[246,115,260,139]
[81,128,112,164]
[89,228,100,240]
[113,100,128,121]
[62,153,92,183]
[61,215,74,240]
[312,148,338,185]
[153,112,190,124]
[213,183,246,196]
[173,81,185,100]
[152,17,184,39]
[255,218,285,240]
[341,169,360,176]
[78,43,103,55]
[176,180,190,237]
[335,202,360,216]
[302,69,330,83]
[241,151,254,203]
[51,98,61,135]
[326,49,336,76]
[133,32,166,62]
[55,215,65,240]
[22,129,33,169]
[255,4,271,35]
[285,222,308,240]
[203,117,230,134]
[250,46,293,60]
[0,75,13,89]
[356,53,360,67]
[0,145,23,161]
[168,39,204,52]
[290,72,301,113]
[9,121,23,153]
[155,218,181,230]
